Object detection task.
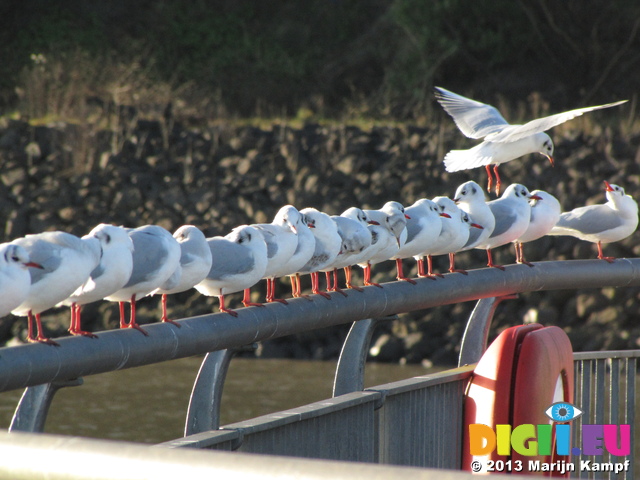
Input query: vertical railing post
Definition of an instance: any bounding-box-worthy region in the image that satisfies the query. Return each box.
[184,344,256,436]
[9,378,83,433]
[332,315,397,397]
[458,295,517,367]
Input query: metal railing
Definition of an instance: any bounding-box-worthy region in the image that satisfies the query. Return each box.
[572,350,638,480]
[1,259,640,479]
[2,259,640,394]
[0,430,531,480]
[162,366,473,469]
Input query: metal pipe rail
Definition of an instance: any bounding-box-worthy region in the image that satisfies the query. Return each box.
[0,431,530,480]
[1,259,640,393]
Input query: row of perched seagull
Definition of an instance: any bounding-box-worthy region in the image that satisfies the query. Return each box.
[0,86,635,346]
[0,176,636,346]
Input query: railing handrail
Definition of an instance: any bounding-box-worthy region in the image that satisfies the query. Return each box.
[573,349,640,360]
[1,258,640,393]
[0,430,527,480]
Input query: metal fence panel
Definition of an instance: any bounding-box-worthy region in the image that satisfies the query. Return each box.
[369,367,474,469]
[572,351,639,480]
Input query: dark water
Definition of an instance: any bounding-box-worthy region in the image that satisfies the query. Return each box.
[0,357,435,444]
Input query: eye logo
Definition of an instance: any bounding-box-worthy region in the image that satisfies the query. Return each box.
[545,402,583,422]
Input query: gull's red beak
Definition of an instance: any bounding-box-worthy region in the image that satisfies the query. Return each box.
[471,223,484,229]
[546,155,554,167]
[529,194,543,201]
[440,212,451,219]
[604,180,615,192]
[368,220,380,225]
[26,261,44,269]
[404,214,411,219]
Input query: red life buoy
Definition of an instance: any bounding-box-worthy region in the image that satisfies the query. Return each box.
[463,324,574,476]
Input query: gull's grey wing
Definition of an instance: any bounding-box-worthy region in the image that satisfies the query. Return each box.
[464,224,483,248]
[123,230,169,287]
[490,101,627,143]
[405,219,423,245]
[555,205,623,235]
[206,238,255,280]
[254,225,279,260]
[434,87,510,139]
[12,237,63,285]
[488,202,520,238]
[89,262,106,280]
[159,267,181,291]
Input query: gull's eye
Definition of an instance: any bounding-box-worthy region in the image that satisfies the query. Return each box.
[545,402,583,422]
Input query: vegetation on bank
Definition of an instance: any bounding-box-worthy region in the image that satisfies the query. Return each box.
[1,0,639,124]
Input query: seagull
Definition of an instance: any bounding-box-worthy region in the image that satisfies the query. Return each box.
[453,180,495,250]
[11,231,102,345]
[195,225,268,316]
[392,199,449,283]
[297,208,342,299]
[434,86,627,194]
[0,244,42,318]
[476,184,541,270]
[153,225,212,326]
[427,197,480,275]
[356,202,409,288]
[253,205,301,305]
[514,190,561,266]
[549,181,638,262]
[273,214,316,299]
[322,208,375,295]
[62,224,134,337]
[335,207,379,291]
[105,225,181,334]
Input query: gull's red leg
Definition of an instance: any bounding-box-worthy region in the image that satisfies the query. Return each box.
[119,302,127,329]
[597,241,616,263]
[31,312,59,346]
[69,303,98,337]
[486,248,505,271]
[427,255,445,278]
[485,165,493,195]
[493,165,502,196]
[363,263,382,288]
[312,272,331,299]
[396,258,416,284]
[515,242,534,267]
[344,266,363,291]
[127,294,149,336]
[218,294,238,317]
[449,252,468,275]
[267,277,288,304]
[160,294,181,327]
[242,288,265,307]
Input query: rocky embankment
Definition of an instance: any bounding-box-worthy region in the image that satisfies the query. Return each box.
[1,116,640,364]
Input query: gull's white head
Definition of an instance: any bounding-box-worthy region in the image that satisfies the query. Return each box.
[536,132,554,166]
[454,180,486,204]
[273,205,302,234]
